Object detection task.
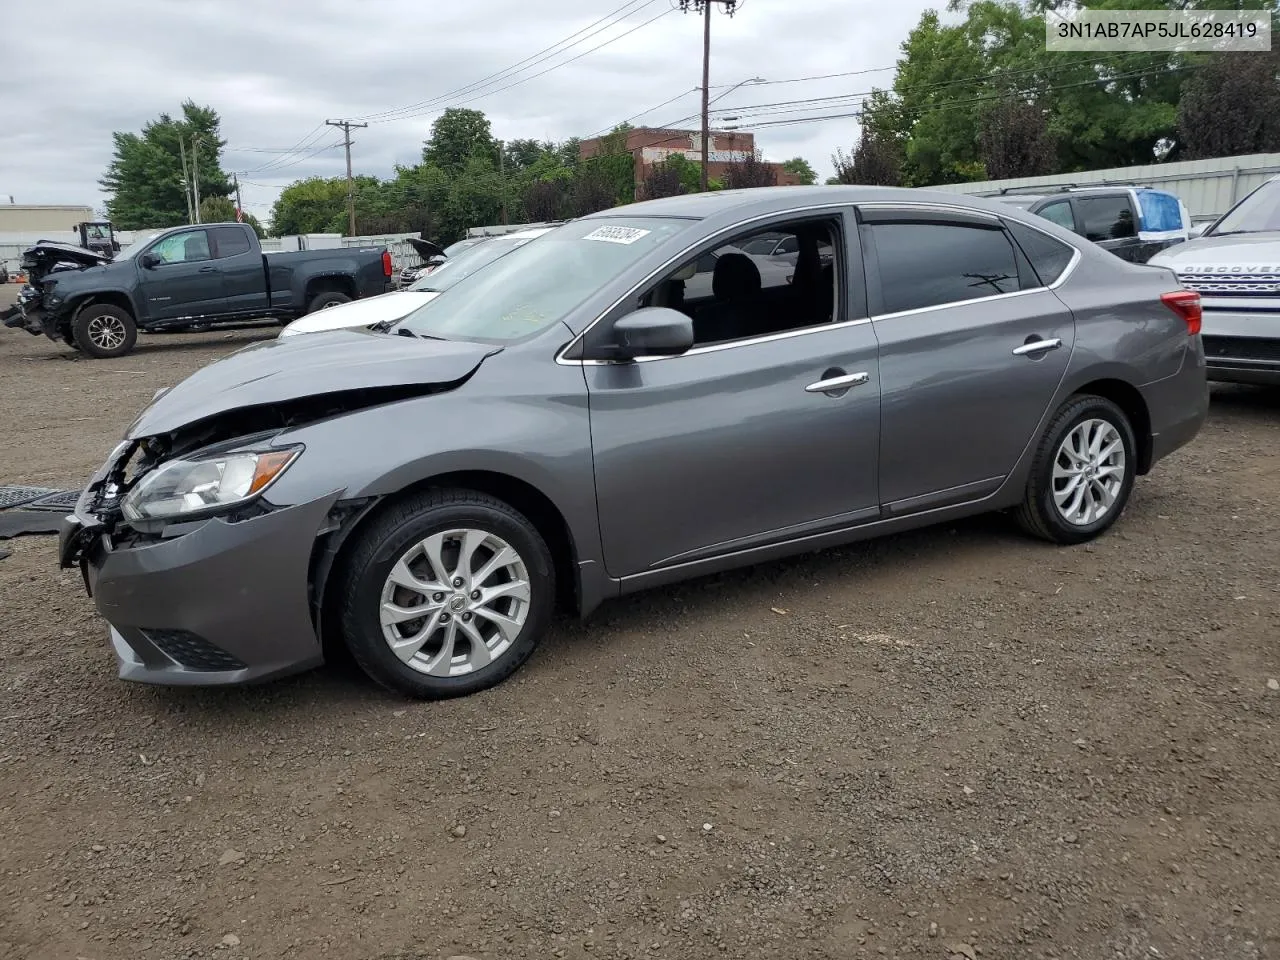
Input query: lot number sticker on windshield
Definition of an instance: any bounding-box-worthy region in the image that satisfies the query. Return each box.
[583,226,651,245]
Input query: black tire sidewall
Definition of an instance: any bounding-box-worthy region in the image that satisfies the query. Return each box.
[72,305,137,359]
[1034,397,1136,544]
[342,499,555,699]
[307,292,352,313]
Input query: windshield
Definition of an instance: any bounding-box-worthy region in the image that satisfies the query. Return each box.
[407,236,532,292]
[1210,179,1280,235]
[393,217,693,343]
[442,238,486,257]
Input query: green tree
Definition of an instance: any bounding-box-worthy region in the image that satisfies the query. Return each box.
[832,128,904,186]
[638,159,689,200]
[1176,51,1280,160]
[100,101,232,229]
[782,157,818,185]
[979,100,1055,180]
[423,108,499,173]
[269,176,370,235]
[722,152,778,189]
[197,196,265,238]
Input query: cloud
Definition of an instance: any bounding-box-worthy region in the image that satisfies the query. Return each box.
[0,0,931,221]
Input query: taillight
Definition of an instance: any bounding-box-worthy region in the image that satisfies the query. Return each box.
[382,250,393,277]
[1161,289,1202,336]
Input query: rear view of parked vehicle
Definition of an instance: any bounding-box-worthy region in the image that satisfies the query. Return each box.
[59,187,1207,701]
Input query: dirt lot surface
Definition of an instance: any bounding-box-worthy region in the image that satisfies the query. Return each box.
[1,283,1278,960]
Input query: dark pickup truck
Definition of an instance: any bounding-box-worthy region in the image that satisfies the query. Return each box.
[1,222,393,358]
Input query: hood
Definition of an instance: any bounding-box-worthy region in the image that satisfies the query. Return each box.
[406,237,447,261]
[127,327,500,438]
[21,240,112,282]
[278,291,439,337]
[1148,231,1280,271]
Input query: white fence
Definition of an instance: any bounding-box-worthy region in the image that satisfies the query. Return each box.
[927,152,1280,222]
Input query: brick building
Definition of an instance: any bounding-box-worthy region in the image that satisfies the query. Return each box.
[578,127,802,192]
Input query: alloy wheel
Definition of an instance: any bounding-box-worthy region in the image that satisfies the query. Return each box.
[87,315,127,351]
[1052,418,1127,526]
[378,528,532,677]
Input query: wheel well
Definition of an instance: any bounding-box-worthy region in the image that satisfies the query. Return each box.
[318,471,581,632]
[1073,378,1152,474]
[68,292,135,324]
[305,276,356,303]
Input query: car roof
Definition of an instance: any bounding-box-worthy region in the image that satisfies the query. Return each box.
[581,184,1082,226]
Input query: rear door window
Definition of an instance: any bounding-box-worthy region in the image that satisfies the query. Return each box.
[868,221,1022,315]
[1078,196,1136,241]
[212,226,252,258]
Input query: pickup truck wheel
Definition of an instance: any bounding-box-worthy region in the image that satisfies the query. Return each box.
[307,291,352,313]
[339,489,555,700]
[72,305,137,359]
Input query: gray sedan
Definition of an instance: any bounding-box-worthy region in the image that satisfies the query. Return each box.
[59,186,1209,700]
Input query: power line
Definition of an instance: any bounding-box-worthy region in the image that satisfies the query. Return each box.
[357,0,660,124]
[326,120,368,235]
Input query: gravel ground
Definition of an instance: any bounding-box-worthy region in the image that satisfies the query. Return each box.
[2,285,1279,960]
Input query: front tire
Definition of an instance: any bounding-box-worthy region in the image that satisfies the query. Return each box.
[307,291,352,313]
[339,489,556,700]
[1015,394,1136,545]
[72,304,137,359]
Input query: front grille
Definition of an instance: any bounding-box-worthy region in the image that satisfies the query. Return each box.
[1179,272,1280,296]
[1202,336,1280,364]
[141,629,247,672]
[0,485,56,509]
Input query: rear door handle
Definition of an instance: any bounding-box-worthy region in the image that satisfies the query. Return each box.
[1012,338,1062,357]
[198,266,217,273]
[805,372,870,394]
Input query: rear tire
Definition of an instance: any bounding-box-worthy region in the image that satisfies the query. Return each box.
[307,291,352,313]
[72,304,137,359]
[339,488,556,700]
[1015,394,1136,545]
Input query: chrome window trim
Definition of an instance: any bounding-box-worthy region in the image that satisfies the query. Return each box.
[554,199,1083,367]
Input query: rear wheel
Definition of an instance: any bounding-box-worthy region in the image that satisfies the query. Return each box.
[1015,394,1136,545]
[307,291,352,313]
[72,304,137,359]
[339,489,556,700]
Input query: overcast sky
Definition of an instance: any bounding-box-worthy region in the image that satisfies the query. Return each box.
[0,0,938,224]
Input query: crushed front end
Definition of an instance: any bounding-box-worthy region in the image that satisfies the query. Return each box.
[60,433,342,686]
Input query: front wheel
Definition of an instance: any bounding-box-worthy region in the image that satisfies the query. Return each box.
[1015,394,1137,545]
[307,291,352,313]
[72,304,137,359]
[339,489,556,700]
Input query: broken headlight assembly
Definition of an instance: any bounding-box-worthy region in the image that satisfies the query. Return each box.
[120,446,302,522]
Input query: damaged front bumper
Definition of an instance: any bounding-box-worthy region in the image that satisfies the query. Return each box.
[61,473,342,687]
[0,286,56,338]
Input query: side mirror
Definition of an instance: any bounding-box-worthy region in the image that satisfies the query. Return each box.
[612,307,694,360]
[140,253,161,269]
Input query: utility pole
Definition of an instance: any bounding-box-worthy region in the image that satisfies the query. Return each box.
[498,140,508,226]
[233,173,244,223]
[679,0,739,192]
[191,134,203,223]
[326,118,368,235]
[178,137,194,223]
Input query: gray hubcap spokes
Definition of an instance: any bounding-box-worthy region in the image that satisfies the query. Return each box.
[87,315,126,350]
[379,528,531,677]
[1052,418,1126,526]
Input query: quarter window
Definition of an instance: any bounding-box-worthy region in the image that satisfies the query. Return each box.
[1077,196,1135,241]
[1006,221,1076,286]
[212,226,252,258]
[869,222,1021,315]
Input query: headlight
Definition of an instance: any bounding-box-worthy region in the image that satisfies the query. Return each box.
[121,447,301,521]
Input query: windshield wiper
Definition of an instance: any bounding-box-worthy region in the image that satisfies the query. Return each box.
[395,327,448,341]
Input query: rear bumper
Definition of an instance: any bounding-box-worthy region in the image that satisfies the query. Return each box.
[1199,309,1280,384]
[1142,340,1209,469]
[61,491,341,686]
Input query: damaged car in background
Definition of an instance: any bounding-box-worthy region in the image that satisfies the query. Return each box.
[2,222,393,359]
[59,187,1207,701]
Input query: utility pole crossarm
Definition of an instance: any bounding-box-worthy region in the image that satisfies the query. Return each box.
[326,119,369,236]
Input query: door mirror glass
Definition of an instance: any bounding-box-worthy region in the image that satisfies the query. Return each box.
[613,307,694,360]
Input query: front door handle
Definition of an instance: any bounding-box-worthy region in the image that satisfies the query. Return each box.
[805,371,870,394]
[197,265,217,273]
[1012,338,1062,357]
